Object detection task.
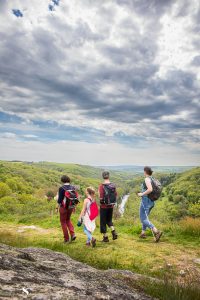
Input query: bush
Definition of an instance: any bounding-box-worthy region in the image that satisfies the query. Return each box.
[0,182,12,198]
[0,196,23,214]
[46,190,55,200]
[188,202,200,218]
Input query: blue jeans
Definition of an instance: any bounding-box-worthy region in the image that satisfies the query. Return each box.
[140,195,155,231]
[84,225,92,242]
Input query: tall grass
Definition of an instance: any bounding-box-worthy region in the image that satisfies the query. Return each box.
[178,217,200,237]
[123,263,200,300]
[142,278,200,300]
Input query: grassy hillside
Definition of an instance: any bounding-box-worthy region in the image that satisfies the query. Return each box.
[0,161,129,224]
[164,167,200,219]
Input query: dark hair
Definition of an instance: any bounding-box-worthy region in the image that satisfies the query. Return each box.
[102,171,110,179]
[61,175,71,183]
[144,166,153,176]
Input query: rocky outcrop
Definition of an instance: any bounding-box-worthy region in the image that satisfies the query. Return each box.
[0,244,153,300]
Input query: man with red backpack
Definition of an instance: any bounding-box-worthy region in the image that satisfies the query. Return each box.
[57,175,79,243]
[99,171,118,242]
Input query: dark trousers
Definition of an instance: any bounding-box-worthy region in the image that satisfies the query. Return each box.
[100,207,114,233]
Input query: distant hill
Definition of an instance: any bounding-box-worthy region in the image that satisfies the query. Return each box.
[100,165,196,174]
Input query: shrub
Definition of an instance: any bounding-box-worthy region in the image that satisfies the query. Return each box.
[0,196,23,214]
[188,202,200,218]
[46,190,55,200]
[0,182,12,198]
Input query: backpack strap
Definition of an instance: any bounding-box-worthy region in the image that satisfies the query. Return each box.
[62,185,75,191]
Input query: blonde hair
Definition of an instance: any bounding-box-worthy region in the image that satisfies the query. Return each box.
[86,186,95,196]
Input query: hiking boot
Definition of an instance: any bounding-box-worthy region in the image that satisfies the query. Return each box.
[86,241,91,246]
[111,230,118,240]
[71,234,76,241]
[91,237,96,248]
[102,236,109,242]
[154,231,163,242]
[139,233,147,239]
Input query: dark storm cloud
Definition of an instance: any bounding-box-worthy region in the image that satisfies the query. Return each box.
[0,0,199,148]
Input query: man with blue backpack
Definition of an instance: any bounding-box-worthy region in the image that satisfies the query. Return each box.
[99,171,118,242]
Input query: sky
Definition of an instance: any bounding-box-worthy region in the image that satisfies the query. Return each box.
[0,0,200,166]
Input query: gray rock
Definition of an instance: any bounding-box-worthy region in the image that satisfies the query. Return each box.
[0,243,154,299]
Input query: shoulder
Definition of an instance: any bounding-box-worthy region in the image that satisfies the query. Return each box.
[145,177,152,184]
[84,198,90,204]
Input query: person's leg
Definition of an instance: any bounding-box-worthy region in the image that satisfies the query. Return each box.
[100,208,109,242]
[66,208,76,240]
[84,225,92,245]
[59,207,70,242]
[139,201,147,236]
[106,207,114,228]
[141,198,155,231]
[107,208,118,240]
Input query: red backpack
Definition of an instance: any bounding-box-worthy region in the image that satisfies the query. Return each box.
[88,199,99,221]
[62,187,79,209]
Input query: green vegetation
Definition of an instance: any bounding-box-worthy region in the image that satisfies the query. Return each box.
[0,161,199,300]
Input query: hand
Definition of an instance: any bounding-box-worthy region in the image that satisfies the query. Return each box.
[138,192,143,197]
[77,218,82,227]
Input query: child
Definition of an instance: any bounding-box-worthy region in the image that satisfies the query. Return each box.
[78,187,97,247]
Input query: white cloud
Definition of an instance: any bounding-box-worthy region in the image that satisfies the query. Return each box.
[0,137,199,166]
[1,132,17,139]
[156,0,200,77]
[23,134,38,138]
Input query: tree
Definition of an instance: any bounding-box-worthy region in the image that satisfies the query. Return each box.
[46,190,55,201]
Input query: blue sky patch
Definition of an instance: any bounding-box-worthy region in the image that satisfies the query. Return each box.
[12,9,23,17]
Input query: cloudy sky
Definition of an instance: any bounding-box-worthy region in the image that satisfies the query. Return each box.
[0,0,199,166]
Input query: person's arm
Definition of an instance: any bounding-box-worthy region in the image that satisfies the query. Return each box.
[138,178,153,197]
[99,184,104,202]
[57,187,65,205]
[79,198,88,220]
[115,186,117,197]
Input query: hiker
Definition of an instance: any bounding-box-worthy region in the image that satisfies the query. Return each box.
[99,171,118,242]
[138,166,162,242]
[78,187,98,247]
[57,175,78,243]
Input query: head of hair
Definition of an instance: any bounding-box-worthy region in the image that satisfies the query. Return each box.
[61,175,71,183]
[144,166,153,176]
[102,170,110,179]
[86,186,95,196]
